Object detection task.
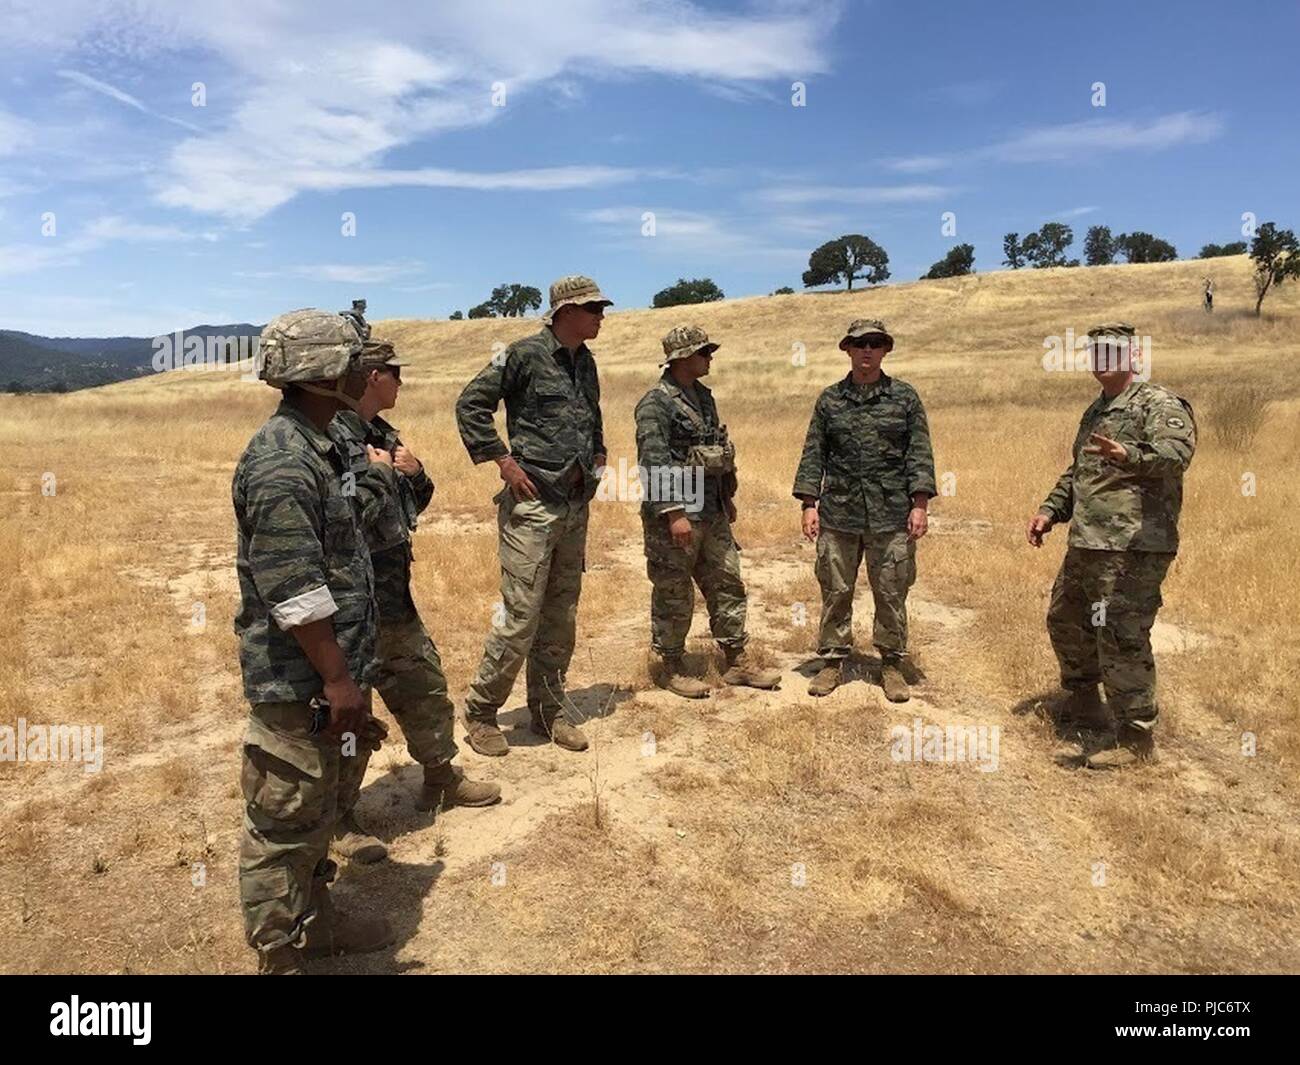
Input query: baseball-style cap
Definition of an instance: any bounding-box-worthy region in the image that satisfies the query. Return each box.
[542,274,613,325]
[359,337,404,369]
[838,317,894,350]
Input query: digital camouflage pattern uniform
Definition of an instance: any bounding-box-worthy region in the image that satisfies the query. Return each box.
[330,404,452,817]
[455,284,608,729]
[635,325,747,657]
[232,310,375,957]
[792,320,936,665]
[1039,324,1196,732]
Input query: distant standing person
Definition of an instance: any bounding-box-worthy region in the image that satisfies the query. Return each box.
[1027,323,1196,769]
[1204,277,1214,313]
[455,275,612,756]
[792,318,936,702]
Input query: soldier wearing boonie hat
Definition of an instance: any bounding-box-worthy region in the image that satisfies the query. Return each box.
[234,308,394,973]
[793,317,937,703]
[455,275,613,756]
[1029,321,1196,770]
[634,325,782,698]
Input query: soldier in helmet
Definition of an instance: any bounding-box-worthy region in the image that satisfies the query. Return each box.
[454,275,611,756]
[635,324,781,697]
[327,338,500,865]
[793,319,936,702]
[1028,323,1196,768]
[233,308,393,974]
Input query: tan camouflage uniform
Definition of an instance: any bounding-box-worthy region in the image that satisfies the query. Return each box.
[1039,323,1196,729]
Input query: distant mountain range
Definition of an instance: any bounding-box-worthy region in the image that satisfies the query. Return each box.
[1,324,264,392]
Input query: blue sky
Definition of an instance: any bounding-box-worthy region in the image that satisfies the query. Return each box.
[1,0,1296,337]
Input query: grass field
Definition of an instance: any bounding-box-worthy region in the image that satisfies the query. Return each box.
[2,254,1297,973]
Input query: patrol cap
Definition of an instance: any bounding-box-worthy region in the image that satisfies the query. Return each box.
[258,308,363,387]
[359,337,405,369]
[661,324,720,364]
[543,274,613,325]
[838,317,894,350]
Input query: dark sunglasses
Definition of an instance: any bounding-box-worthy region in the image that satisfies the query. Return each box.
[848,336,889,350]
[579,302,608,314]
[382,365,401,382]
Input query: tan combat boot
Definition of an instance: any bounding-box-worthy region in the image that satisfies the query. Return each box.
[332,811,388,864]
[1087,720,1156,769]
[416,762,501,811]
[659,655,711,699]
[301,882,395,960]
[465,720,509,757]
[257,945,306,975]
[880,658,910,703]
[721,647,781,690]
[530,715,589,752]
[807,659,843,697]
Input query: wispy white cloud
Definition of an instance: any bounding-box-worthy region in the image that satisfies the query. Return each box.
[884,155,951,174]
[578,205,808,264]
[0,214,216,277]
[234,260,426,284]
[0,108,31,156]
[56,69,204,132]
[987,112,1223,163]
[1055,205,1099,218]
[755,184,952,206]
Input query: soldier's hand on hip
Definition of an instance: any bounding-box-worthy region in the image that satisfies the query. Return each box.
[392,445,421,475]
[1083,433,1128,464]
[322,677,368,742]
[724,497,738,524]
[497,455,539,500]
[1026,512,1053,548]
[907,505,928,541]
[367,444,394,467]
[801,505,819,543]
[668,512,693,549]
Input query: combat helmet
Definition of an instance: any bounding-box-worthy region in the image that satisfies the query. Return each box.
[258,308,364,406]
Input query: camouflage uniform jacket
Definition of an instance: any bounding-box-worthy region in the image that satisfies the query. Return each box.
[329,410,434,623]
[1040,381,1195,553]
[233,400,377,703]
[455,327,605,504]
[634,372,734,521]
[792,372,937,534]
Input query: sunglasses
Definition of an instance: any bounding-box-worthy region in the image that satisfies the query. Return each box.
[848,336,889,350]
[380,366,401,382]
[579,302,608,314]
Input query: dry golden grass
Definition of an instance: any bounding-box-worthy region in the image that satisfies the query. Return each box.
[2,255,1297,973]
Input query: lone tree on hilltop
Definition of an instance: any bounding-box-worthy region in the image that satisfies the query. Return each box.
[1022,223,1076,268]
[1084,225,1117,266]
[802,235,890,290]
[449,310,464,320]
[466,302,494,319]
[1200,241,1248,258]
[1116,231,1178,263]
[1002,232,1027,269]
[1249,221,1300,316]
[652,277,725,308]
[488,283,542,317]
[923,243,975,279]
[772,286,795,295]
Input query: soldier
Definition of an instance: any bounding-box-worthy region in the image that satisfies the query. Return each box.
[233,308,393,975]
[793,318,936,702]
[634,325,781,697]
[1027,322,1196,768]
[454,275,611,756]
[328,338,500,864]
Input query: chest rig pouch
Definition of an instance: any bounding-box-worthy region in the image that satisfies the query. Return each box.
[667,385,735,475]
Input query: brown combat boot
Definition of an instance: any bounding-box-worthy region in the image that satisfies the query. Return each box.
[721,647,781,690]
[880,658,910,703]
[257,945,306,975]
[416,762,501,811]
[1087,720,1156,769]
[659,655,711,699]
[465,720,509,757]
[807,660,843,697]
[331,812,387,864]
[301,881,395,960]
[530,715,589,752]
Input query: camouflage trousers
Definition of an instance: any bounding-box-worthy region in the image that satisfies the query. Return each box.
[1047,546,1175,724]
[642,510,747,657]
[464,492,588,726]
[238,700,358,953]
[815,526,915,662]
[337,614,459,819]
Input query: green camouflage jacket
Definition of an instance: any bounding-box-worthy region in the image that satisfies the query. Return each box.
[1040,381,1195,553]
[455,327,605,504]
[634,373,734,521]
[329,410,434,623]
[792,372,937,534]
[233,400,377,703]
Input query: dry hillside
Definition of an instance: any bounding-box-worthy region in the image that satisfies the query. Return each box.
[2,255,1297,973]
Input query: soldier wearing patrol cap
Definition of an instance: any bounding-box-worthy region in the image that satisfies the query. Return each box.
[635,325,782,698]
[1028,322,1196,769]
[233,308,394,974]
[454,275,612,756]
[793,318,937,702]
[327,338,500,865]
